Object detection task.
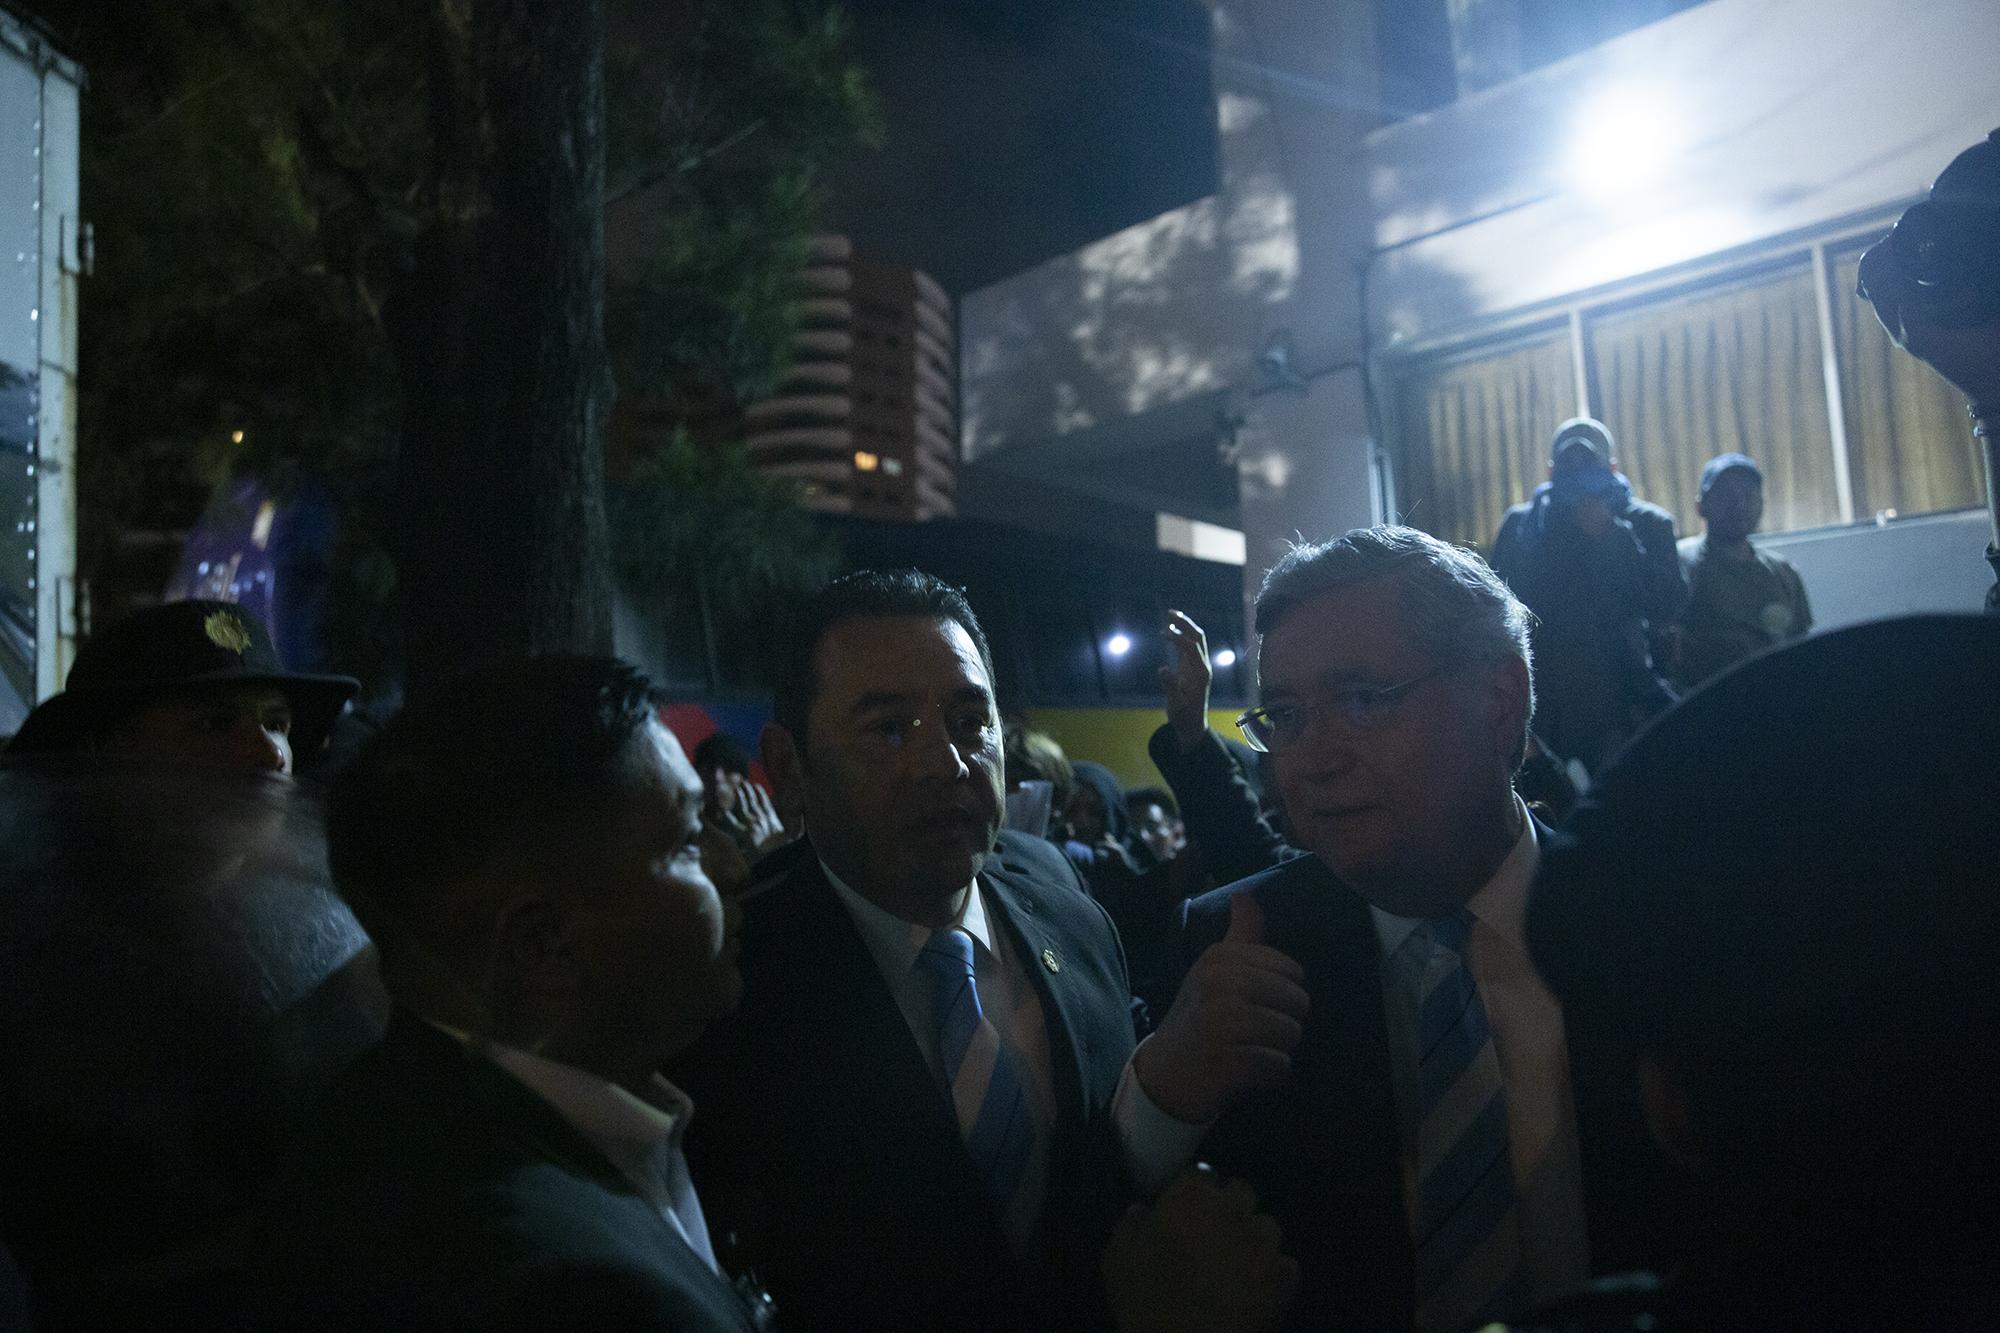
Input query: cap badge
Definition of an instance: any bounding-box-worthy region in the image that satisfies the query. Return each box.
[204,610,253,656]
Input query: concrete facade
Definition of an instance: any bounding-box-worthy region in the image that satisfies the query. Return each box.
[960,0,2000,660]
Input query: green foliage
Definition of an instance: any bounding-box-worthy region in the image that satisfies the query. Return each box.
[606,0,883,407]
[608,427,839,609]
[46,0,876,682]
[600,0,879,615]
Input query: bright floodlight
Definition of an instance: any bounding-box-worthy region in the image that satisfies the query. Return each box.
[1568,86,1684,201]
[1212,647,1238,668]
[1105,633,1133,658]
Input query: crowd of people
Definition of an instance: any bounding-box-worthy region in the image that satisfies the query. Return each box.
[0,133,1995,1333]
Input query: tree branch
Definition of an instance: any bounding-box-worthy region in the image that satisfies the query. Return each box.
[605,117,765,207]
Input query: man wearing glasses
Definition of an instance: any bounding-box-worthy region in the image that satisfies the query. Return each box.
[1121,527,1685,1332]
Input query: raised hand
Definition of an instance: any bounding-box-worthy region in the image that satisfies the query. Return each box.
[1132,892,1308,1125]
[738,779,789,855]
[1103,1164,1300,1333]
[1158,610,1214,752]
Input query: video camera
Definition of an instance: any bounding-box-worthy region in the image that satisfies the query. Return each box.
[1859,129,2000,328]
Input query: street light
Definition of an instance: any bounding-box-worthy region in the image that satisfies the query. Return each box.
[1212,647,1238,669]
[1105,632,1133,658]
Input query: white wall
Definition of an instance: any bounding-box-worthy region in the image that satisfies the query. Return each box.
[1367,0,2000,340]
[1762,509,1993,630]
[957,0,2000,652]
[958,0,1385,635]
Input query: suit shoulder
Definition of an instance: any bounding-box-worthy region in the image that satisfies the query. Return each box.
[993,827,1076,880]
[992,829,1122,946]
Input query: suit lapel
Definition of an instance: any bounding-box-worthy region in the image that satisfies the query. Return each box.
[757,856,953,1109]
[758,856,1007,1224]
[980,856,1089,1137]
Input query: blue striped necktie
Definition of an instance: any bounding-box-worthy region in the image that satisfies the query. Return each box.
[912,928,1036,1230]
[1409,909,1525,1331]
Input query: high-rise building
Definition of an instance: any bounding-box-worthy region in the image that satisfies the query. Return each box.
[744,236,957,521]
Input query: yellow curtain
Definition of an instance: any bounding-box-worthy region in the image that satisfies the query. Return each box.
[1585,263,1841,535]
[1388,328,1577,549]
[1830,242,1984,519]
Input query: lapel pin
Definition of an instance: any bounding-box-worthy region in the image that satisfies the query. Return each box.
[1041,947,1061,974]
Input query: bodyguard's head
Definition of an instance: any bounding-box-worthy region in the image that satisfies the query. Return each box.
[1529,616,2000,1260]
[762,570,1004,921]
[1247,526,1534,913]
[330,656,740,1075]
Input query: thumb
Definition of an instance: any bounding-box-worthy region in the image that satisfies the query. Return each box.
[1225,891,1266,945]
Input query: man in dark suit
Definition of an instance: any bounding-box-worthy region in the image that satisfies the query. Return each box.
[672,570,1144,1331]
[254,657,762,1331]
[1125,527,1686,1332]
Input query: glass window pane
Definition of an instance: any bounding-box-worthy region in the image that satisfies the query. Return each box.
[1585,263,1840,534]
[1389,326,1578,550]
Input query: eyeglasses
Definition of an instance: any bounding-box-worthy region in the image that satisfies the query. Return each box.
[1235,668,1445,754]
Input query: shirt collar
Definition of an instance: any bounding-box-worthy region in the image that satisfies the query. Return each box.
[1370,794,1540,956]
[423,1019,692,1163]
[821,856,991,981]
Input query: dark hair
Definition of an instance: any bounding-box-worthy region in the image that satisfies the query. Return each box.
[327,656,661,930]
[771,569,994,747]
[692,731,752,778]
[1125,785,1178,820]
[1527,616,2000,1244]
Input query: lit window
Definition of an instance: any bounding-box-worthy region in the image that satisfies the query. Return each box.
[854,451,880,471]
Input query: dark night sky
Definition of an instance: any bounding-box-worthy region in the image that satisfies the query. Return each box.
[825,0,1218,295]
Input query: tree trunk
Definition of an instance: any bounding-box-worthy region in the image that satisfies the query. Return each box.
[389,0,614,690]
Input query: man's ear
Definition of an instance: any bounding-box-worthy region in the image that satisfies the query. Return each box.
[1638,1054,1703,1171]
[760,721,806,833]
[1490,654,1533,765]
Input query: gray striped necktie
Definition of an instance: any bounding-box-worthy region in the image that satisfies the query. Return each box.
[1409,909,1526,1331]
[912,928,1036,1235]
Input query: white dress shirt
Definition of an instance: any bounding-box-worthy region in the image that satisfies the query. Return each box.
[1371,798,1589,1308]
[823,860,1056,1255]
[428,1022,719,1274]
[1114,797,1590,1308]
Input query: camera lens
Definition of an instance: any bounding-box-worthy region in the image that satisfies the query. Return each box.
[1890,202,1950,289]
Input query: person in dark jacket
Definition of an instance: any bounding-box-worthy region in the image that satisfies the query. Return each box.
[254,657,760,1332]
[1125,528,1687,1333]
[672,570,1143,1331]
[1503,614,2000,1330]
[1489,418,1686,775]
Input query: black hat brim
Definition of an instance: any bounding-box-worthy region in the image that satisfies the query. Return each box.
[8,670,360,758]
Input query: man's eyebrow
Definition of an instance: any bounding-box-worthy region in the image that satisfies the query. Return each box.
[848,690,916,717]
[946,684,992,708]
